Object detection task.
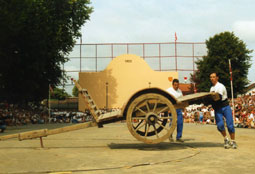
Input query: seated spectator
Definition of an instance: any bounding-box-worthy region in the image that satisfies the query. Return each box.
[31,114,39,124]
[206,118,211,124]
[72,115,79,123]
[37,114,45,124]
[248,111,254,128]
[194,111,199,123]
[0,115,7,133]
[234,116,241,128]
[209,107,215,123]
[198,108,204,123]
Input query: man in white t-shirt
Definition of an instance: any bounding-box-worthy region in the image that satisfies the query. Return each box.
[166,79,184,142]
[210,72,237,149]
[248,112,254,120]
[248,112,254,128]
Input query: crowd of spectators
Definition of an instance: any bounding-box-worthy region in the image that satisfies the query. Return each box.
[232,95,255,128]
[0,102,48,128]
[1,94,255,133]
[0,102,93,133]
[183,94,255,128]
[50,110,92,123]
[183,104,215,124]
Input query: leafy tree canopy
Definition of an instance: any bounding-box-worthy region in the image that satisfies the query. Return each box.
[72,83,79,97]
[191,31,253,97]
[0,0,92,104]
[51,87,70,100]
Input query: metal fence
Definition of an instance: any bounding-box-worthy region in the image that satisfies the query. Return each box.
[63,42,207,94]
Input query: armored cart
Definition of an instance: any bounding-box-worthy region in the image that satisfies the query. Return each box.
[0,80,219,146]
[74,80,219,144]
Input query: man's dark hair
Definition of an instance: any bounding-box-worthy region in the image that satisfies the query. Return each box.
[210,72,219,77]
[172,79,179,85]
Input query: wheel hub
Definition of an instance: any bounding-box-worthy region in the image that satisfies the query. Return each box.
[146,112,158,125]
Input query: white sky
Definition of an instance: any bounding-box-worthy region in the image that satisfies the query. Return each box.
[66,0,255,93]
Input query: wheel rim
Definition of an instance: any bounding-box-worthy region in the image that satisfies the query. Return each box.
[126,93,177,144]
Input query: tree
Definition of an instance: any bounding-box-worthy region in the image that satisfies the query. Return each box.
[72,84,79,97]
[191,32,252,97]
[51,87,70,100]
[0,0,92,104]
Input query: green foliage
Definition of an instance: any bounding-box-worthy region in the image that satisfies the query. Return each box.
[51,87,71,100]
[72,83,79,97]
[0,0,92,103]
[191,32,253,96]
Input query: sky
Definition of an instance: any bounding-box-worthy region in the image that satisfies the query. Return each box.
[65,0,255,93]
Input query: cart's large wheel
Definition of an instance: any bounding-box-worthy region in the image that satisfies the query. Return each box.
[126,93,177,144]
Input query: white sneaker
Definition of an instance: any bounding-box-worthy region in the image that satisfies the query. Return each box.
[230,141,237,149]
[224,138,231,149]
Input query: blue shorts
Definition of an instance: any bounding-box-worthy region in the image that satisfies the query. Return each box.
[214,105,235,133]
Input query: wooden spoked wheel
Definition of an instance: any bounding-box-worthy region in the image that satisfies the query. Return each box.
[126,93,177,144]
